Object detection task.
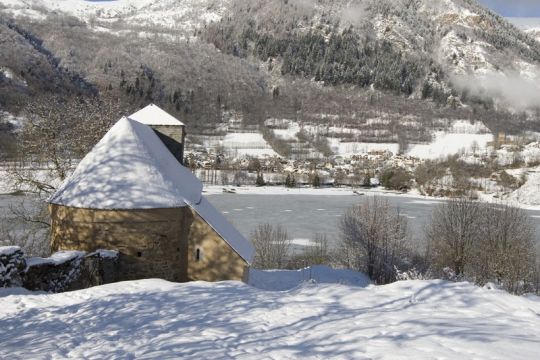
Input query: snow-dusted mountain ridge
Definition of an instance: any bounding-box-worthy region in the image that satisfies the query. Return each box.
[2,0,540,161]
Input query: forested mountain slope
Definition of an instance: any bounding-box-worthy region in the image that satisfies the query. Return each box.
[1,0,540,146]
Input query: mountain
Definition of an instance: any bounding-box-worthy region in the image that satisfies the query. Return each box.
[1,0,540,156]
[508,17,540,43]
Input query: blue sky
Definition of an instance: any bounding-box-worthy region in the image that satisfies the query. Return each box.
[479,0,540,17]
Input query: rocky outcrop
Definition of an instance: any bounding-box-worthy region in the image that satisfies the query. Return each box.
[0,246,119,292]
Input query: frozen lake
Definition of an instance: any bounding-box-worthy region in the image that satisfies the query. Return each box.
[207,194,540,250]
[2,193,540,250]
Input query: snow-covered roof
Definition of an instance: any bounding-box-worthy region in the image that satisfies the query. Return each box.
[49,117,253,263]
[128,104,185,126]
[49,117,200,209]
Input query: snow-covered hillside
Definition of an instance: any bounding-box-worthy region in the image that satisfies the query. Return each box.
[508,17,540,42]
[1,272,539,359]
[0,0,229,32]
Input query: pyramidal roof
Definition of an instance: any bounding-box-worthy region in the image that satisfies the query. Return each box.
[48,117,255,263]
[128,104,185,126]
[49,117,201,209]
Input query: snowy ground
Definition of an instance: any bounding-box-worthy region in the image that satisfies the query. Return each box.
[407,133,492,160]
[0,0,229,34]
[1,268,539,359]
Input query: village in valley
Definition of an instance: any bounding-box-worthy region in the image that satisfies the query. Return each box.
[184,109,540,203]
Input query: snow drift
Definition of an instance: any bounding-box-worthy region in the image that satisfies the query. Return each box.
[1,273,539,359]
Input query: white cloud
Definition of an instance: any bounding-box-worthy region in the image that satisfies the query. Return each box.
[451,72,540,111]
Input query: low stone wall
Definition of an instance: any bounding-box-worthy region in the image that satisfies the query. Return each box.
[0,246,119,293]
[0,246,26,287]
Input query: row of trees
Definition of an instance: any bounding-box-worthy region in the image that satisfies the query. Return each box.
[250,196,539,295]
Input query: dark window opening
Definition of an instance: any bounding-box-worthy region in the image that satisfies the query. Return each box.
[196,248,200,261]
[137,251,142,257]
[177,248,180,252]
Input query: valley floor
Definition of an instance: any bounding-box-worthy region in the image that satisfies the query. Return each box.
[1,267,539,359]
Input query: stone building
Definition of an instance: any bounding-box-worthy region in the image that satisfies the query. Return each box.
[128,104,186,164]
[48,105,254,282]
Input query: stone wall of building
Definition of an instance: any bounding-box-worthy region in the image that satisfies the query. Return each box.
[187,210,249,282]
[150,125,185,164]
[50,205,191,282]
[49,204,249,283]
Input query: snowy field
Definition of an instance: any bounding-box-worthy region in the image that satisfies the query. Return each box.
[221,133,278,157]
[407,132,492,159]
[328,139,399,157]
[407,121,492,160]
[1,267,539,359]
[200,133,278,157]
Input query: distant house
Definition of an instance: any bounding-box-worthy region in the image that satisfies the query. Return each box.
[48,104,254,282]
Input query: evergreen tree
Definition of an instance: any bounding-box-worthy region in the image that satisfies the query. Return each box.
[312,172,321,188]
[285,173,296,188]
[256,172,266,187]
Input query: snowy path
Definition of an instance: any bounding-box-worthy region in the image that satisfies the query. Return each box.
[1,278,539,359]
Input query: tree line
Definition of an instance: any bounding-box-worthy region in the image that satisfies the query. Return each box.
[251,196,539,295]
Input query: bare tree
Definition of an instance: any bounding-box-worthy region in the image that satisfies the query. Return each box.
[426,199,538,294]
[425,198,483,277]
[475,203,537,294]
[0,199,50,256]
[2,95,122,256]
[339,197,410,284]
[251,224,290,269]
[303,233,330,266]
[9,95,122,193]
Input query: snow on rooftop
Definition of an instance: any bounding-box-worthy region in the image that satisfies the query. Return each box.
[49,117,201,209]
[128,104,185,126]
[48,117,253,262]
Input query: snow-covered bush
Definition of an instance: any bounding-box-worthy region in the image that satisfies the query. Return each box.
[395,266,433,281]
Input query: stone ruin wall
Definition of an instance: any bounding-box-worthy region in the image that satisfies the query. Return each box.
[0,247,119,293]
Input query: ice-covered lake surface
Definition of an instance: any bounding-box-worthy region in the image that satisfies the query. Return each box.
[206,193,540,250]
[3,193,540,250]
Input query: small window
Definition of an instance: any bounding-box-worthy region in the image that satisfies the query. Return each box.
[137,251,142,257]
[195,248,201,261]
